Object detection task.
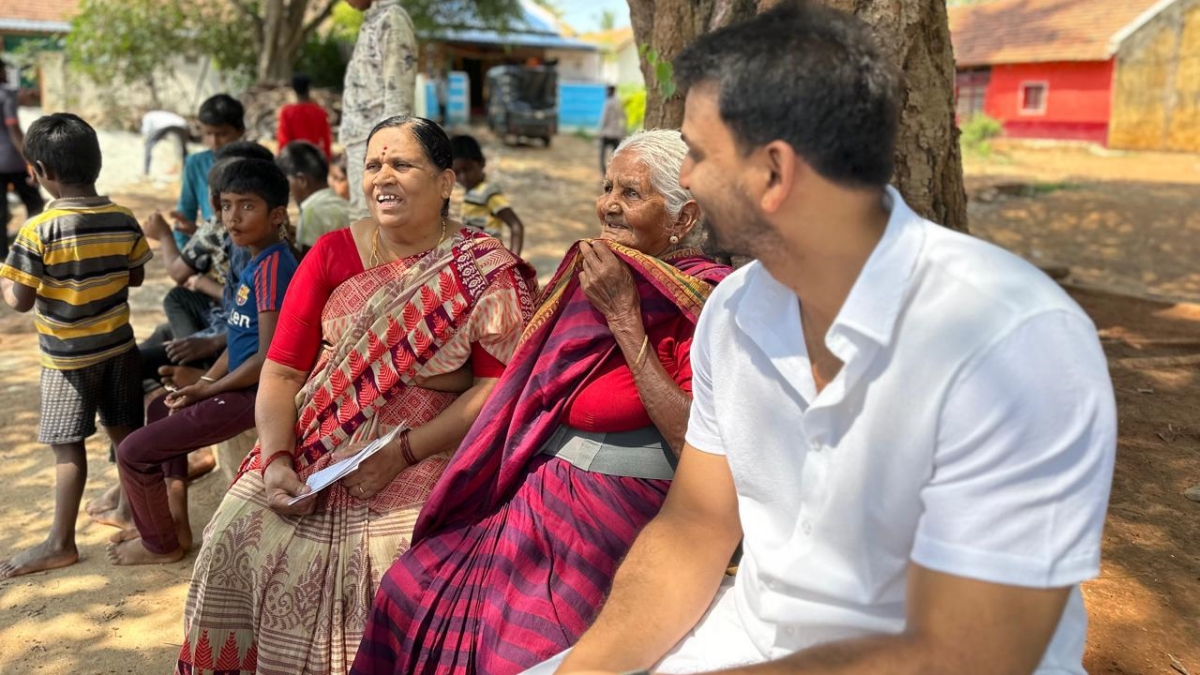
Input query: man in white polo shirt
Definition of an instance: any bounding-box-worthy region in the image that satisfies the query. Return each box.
[541,3,1117,675]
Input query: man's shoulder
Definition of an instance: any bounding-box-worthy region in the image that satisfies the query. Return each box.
[915,219,1085,324]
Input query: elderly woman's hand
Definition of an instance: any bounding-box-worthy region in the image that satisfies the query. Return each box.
[580,241,641,329]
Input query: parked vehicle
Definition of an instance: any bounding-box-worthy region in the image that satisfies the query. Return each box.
[486,64,557,146]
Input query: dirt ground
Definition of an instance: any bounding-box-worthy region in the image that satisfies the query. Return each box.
[0,133,1198,674]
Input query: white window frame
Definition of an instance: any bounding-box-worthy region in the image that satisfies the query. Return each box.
[1019,81,1048,116]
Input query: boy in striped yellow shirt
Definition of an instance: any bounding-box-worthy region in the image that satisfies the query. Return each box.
[0,113,152,579]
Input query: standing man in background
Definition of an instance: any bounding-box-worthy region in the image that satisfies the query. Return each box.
[140,109,191,177]
[276,74,332,159]
[340,0,418,219]
[598,85,626,176]
[0,64,44,260]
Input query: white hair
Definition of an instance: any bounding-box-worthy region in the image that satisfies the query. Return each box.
[612,129,692,220]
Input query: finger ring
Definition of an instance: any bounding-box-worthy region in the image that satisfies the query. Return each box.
[357,486,365,496]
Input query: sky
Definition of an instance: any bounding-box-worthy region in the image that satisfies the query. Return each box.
[555,0,632,33]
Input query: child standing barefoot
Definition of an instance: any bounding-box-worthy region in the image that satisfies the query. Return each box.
[0,113,151,578]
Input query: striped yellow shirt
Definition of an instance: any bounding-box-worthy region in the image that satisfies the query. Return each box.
[1,196,152,370]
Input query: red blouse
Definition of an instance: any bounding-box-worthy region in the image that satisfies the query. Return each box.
[563,313,695,432]
[266,229,507,377]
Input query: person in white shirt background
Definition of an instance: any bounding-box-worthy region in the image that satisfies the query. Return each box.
[140,109,191,177]
[533,2,1118,675]
[598,85,626,176]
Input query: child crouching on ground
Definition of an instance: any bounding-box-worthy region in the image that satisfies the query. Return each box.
[0,113,152,579]
[450,134,525,256]
[108,158,299,566]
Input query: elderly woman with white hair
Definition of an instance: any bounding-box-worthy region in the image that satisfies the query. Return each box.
[350,129,732,675]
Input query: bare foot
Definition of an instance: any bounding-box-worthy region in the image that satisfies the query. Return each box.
[186,448,216,481]
[0,540,79,579]
[88,502,134,530]
[85,484,120,516]
[106,538,184,566]
[109,527,139,544]
[85,484,120,515]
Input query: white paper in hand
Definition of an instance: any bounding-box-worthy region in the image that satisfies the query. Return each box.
[286,427,402,506]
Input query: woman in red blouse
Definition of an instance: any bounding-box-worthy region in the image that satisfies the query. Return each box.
[352,130,733,675]
[178,116,536,675]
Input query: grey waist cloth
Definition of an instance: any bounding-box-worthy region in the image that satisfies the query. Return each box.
[539,425,677,480]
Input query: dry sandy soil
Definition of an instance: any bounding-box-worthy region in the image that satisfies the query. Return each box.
[0,133,1197,674]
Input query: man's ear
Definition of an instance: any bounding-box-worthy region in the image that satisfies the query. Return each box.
[759,140,798,215]
[32,160,50,180]
[271,205,289,226]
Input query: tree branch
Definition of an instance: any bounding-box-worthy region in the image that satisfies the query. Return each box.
[229,0,265,33]
[301,0,339,38]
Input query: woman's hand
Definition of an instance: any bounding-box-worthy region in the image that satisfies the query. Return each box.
[263,457,317,516]
[164,381,215,412]
[334,438,408,501]
[579,241,641,328]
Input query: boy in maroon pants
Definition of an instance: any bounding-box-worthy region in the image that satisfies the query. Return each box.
[108,158,299,565]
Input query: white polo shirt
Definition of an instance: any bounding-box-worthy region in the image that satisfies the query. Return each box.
[684,187,1116,674]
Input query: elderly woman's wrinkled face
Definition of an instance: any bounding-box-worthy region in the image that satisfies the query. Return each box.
[364,125,452,231]
[595,151,674,256]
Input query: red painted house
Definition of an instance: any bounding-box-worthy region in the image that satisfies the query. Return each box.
[949,0,1200,151]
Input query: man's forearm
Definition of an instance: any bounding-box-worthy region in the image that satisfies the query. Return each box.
[559,511,739,674]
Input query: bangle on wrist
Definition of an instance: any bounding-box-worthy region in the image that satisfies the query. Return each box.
[200,375,218,383]
[398,429,418,467]
[633,335,650,368]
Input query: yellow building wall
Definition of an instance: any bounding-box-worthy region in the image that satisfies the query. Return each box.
[1110,0,1200,152]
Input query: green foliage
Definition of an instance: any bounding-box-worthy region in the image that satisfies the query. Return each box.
[296,32,347,89]
[599,10,617,31]
[959,113,1003,156]
[65,0,528,89]
[638,44,675,100]
[329,1,364,43]
[618,83,646,132]
[66,0,190,90]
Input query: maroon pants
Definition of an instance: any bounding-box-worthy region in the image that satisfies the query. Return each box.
[116,388,258,553]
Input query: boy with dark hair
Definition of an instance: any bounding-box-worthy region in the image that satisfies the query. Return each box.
[86,142,277,529]
[277,140,349,253]
[109,157,299,566]
[277,74,333,159]
[0,113,151,579]
[165,94,245,248]
[450,134,525,256]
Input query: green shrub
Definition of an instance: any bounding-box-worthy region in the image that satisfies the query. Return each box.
[960,113,1003,156]
[619,83,646,133]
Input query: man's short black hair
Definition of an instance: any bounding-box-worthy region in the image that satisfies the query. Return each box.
[674,0,900,189]
[277,141,329,182]
[198,94,246,132]
[449,134,485,164]
[215,159,290,210]
[292,74,311,98]
[25,113,102,186]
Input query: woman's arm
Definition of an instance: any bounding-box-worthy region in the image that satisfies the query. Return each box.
[579,241,691,455]
[337,376,501,499]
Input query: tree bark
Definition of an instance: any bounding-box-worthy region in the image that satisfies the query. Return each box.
[628,0,968,232]
[254,0,339,83]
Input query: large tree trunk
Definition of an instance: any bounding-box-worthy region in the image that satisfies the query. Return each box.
[254,0,339,83]
[628,0,968,232]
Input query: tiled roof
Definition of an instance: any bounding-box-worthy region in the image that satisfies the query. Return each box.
[0,0,79,31]
[950,0,1173,66]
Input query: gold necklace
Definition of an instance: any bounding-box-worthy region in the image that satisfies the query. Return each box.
[371,218,449,267]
